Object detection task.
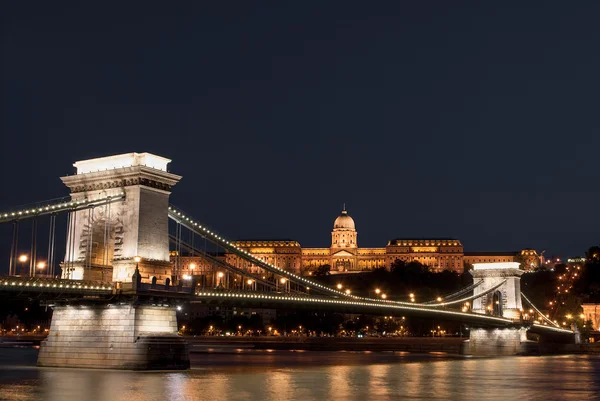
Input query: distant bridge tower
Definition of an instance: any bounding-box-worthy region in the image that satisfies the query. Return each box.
[470,262,524,319]
[60,152,181,283]
[466,262,527,355]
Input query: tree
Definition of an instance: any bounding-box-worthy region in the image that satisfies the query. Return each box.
[513,252,527,270]
[463,262,474,273]
[390,259,406,273]
[313,264,331,277]
[587,246,600,264]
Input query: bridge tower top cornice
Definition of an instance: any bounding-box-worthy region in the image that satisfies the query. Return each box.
[61,165,182,194]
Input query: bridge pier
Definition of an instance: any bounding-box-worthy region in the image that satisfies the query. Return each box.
[461,327,533,356]
[38,304,189,370]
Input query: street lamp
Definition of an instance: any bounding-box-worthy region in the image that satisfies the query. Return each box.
[337,284,343,290]
[189,263,196,272]
[381,293,387,299]
[37,261,46,277]
[133,256,141,278]
[17,254,28,276]
[375,288,381,294]
[345,289,351,295]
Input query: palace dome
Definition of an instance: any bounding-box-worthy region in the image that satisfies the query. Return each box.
[333,209,355,230]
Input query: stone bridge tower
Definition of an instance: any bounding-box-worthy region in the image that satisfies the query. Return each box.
[466,262,527,355]
[470,262,524,319]
[60,152,181,283]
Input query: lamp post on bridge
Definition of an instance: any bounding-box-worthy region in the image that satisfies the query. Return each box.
[17,254,28,277]
[132,256,141,290]
[36,261,47,277]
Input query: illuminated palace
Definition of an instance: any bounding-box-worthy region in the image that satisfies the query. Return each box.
[174,208,541,277]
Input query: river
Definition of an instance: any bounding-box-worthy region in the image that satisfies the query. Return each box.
[0,347,598,400]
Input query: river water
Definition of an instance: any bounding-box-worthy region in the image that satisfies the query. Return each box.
[0,347,598,401]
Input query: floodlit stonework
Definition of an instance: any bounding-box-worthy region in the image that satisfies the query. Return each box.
[463,327,529,356]
[470,262,524,319]
[60,152,181,283]
[38,304,189,370]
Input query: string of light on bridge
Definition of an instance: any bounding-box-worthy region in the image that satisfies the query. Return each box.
[1,278,112,291]
[0,193,126,222]
[169,206,545,312]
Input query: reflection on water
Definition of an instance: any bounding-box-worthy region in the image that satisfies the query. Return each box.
[0,349,599,401]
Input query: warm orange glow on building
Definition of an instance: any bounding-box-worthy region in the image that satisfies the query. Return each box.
[173,207,541,276]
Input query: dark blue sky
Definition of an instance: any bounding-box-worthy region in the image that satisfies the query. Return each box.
[2,2,599,259]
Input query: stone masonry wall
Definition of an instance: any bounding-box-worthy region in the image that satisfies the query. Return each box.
[465,327,528,356]
[38,305,188,370]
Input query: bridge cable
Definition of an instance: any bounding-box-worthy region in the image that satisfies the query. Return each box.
[168,205,500,303]
[29,217,38,277]
[169,234,277,291]
[9,221,18,276]
[47,214,56,278]
[417,280,507,308]
[421,280,483,304]
[520,292,560,328]
[68,210,77,279]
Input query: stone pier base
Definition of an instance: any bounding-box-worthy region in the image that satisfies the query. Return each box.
[461,327,530,356]
[38,304,189,370]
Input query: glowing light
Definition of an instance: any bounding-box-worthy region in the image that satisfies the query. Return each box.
[37,262,46,269]
[18,255,28,263]
[217,272,224,278]
[472,262,520,270]
[134,256,141,263]
[189,263,196,270]
[375,288,381,294]
[337,284,343,290]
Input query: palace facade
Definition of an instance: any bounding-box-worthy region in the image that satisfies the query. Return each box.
[171,208,541,278]
[219,208,542,275]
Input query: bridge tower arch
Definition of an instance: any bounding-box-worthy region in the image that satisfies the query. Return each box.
[60,152,181,283]
[470,262,524,319]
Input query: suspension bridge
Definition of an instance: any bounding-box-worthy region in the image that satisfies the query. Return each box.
[0,152,576,370]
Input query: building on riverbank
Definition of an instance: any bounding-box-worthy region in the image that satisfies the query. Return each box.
[172,207,541,277]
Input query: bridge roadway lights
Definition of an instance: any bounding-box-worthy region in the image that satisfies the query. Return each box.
[37,303,189,370]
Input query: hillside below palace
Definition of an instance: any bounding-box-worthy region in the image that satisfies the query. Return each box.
[173,208,541,277]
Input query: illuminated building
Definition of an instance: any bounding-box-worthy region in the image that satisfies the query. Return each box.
[209,207,541,275]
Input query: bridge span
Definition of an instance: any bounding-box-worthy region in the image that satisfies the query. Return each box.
[0,152,576,369]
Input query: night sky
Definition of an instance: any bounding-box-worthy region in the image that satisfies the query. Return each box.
[2,2,599,263]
